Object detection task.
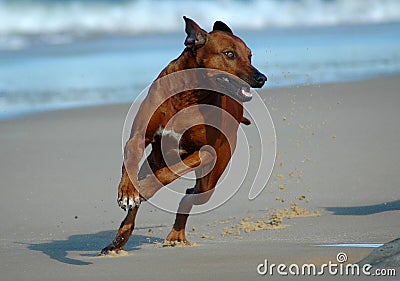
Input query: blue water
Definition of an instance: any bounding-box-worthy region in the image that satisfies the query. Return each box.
[0,1,400,119]
[1,0,400,48]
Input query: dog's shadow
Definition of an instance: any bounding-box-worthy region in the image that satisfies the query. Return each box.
[324,199,400,216]
[22,230,163,266]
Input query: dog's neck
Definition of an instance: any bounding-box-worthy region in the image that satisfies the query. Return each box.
[162,48,202,74]
[156,48,220,109]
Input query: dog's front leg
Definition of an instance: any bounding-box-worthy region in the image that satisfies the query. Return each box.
[118,135,146,210]
[100,207,139,254]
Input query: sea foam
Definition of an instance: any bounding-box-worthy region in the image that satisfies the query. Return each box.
[1,0,400,50]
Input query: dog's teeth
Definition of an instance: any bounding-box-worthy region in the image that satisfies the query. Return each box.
[241,88,252,97]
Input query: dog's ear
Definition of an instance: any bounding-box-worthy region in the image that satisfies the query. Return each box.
[213,21,233,34]
[183,16,207,49]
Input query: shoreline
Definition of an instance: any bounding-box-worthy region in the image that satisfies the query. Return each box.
[1,73,400,123]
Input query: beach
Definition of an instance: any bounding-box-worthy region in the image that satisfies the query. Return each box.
[1,75,399,280]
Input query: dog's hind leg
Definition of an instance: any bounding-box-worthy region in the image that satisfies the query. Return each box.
[165,142,232,244]
[164,174,213,244]
[138,149,215,201]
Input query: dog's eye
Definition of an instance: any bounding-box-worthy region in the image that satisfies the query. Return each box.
[223,51,236,59]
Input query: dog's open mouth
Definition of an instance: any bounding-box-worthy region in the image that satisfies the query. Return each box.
[215,74,252,102]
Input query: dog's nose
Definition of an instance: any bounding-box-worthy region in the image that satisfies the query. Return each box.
[253,72,267,88]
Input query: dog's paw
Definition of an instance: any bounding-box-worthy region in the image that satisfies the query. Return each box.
[100,236,127,256]
[157,240,194,248]
[117,195,140,211]
[117,181,141,211]
[100,245,121,256]
[100,244,127,256]
[165,229,189,245]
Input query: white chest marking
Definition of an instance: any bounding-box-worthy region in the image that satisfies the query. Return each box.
[155,127,183,141]
[155,127,187,155]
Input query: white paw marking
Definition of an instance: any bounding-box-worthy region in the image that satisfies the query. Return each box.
[118,196,140,211]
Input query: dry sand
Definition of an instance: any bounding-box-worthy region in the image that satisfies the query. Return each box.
[1,76,399,280]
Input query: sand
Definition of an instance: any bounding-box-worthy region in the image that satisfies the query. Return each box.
[1,76,399,280]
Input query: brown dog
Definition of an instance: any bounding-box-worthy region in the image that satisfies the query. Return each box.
[101,16,266,254]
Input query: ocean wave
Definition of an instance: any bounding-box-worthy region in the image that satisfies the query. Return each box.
[1,0,400,50]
